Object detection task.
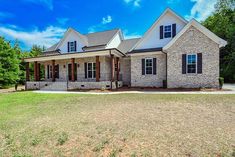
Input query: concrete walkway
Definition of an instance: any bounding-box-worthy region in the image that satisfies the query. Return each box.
[33,83,235,95]
[34,90,235,95]
[224,83,235,91]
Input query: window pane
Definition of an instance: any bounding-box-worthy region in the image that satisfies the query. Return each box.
[88,63,92,70]
[69,41,76,52]
[164,25,172,38]
[164,32,171,38]
[88,71,92,78]
[187,65,196,73]
[145,59,153,74]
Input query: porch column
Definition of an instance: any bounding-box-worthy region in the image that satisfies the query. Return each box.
[71,58,75,82]
[26,62,30,81]
[34,61,37,81]
[37,63,40,81]
[116,57,120,81]
[96,56,100,82]
[52,60,55,82]
[110,55,115,82]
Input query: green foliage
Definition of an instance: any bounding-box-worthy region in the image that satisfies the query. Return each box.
[28,45,45,81]
[219,77,224,89]
[0,37,20,88]
[203,0,235,82]
[57,132,68,145]
[0,38,45,87]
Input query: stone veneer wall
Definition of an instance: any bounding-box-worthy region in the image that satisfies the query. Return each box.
[26,81,123,90]
[130,53,166,87]
[166,26,220,88]
[120,57,131,86]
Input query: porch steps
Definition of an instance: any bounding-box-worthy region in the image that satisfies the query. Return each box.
[40,82,67,91]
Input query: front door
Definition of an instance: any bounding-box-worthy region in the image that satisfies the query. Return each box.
[68,63,77,81]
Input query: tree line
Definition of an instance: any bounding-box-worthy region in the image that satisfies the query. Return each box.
[0,0,234,88]
[0,37,45,88]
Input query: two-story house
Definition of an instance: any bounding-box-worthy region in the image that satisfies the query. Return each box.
[24,8,227,90]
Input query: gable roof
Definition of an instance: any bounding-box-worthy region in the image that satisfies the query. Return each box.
[85,29,120,47]
[45,28,120,52]
[117,38,140,54]
[129,8,188,52]
[54,28,88,50]
[163,19,227,50]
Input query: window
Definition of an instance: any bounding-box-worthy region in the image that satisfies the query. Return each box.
[145,58,153,75]
[187,54,197,73]
[69,41,76,52]
[164,25,172,38]
[87,63,96,78]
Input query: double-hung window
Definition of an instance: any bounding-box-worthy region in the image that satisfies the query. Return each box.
[145,58,153,75]
[69,41,76,52]
[187,54,197,73]
[87,63,96,78]
[164,25,172,38]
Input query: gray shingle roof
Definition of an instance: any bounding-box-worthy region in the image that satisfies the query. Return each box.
[117,38,140,54]
[85,29,120,47]
[45,42,59,52]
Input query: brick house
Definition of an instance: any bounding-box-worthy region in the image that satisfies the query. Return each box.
[24,8,227,90]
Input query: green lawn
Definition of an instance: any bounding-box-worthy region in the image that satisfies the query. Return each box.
[0,92,234,157]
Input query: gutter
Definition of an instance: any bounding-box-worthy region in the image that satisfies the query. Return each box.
[24,48,125,61]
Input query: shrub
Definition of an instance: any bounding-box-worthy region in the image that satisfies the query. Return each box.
[219,77,224,89]
[163,80,167,88]
[57,132,68,145]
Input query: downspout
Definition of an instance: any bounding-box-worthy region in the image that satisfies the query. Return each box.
[162,50,168,88]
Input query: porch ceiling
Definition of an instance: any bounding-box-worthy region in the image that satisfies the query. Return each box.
[24,49,124,62]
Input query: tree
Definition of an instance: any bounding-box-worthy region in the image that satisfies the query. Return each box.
[28,45,44,81]
[0,37,20,88]
[203,0,235,82]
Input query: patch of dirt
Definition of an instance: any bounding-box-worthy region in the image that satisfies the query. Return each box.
[0,85,25,93]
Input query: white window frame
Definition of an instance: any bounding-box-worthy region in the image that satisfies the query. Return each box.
[164,25,172,38]
[145,58,153,75]
[186,54,197,74]
[69,41,76,52]
[87,62,96,79]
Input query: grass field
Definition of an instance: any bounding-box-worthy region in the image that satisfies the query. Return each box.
[0,92,234,157]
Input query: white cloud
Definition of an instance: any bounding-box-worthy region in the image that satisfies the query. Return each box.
[56,18,69,25]
[0,25,66,49]
[124,0,141,7]
[102,15,112,24]
[23,0,53,10]
[88,15,113,33]
[0,12,14,19]
[185,0,217,21]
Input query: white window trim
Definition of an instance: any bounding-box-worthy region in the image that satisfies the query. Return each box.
[145,58,153,75]
[164,25,172,38]
[186,54,197,74]
[87,62,96,79]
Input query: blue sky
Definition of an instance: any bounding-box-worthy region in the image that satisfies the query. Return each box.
[0,0,217,51]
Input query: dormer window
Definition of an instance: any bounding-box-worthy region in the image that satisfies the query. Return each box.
[164,25,172,38]
[160,24,176,39]
[68,41,77,52]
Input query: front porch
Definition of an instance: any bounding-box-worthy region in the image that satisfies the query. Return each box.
[24,49,124,90]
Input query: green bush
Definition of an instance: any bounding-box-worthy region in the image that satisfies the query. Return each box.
[57,132,68,145]
[219,77,224,89]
